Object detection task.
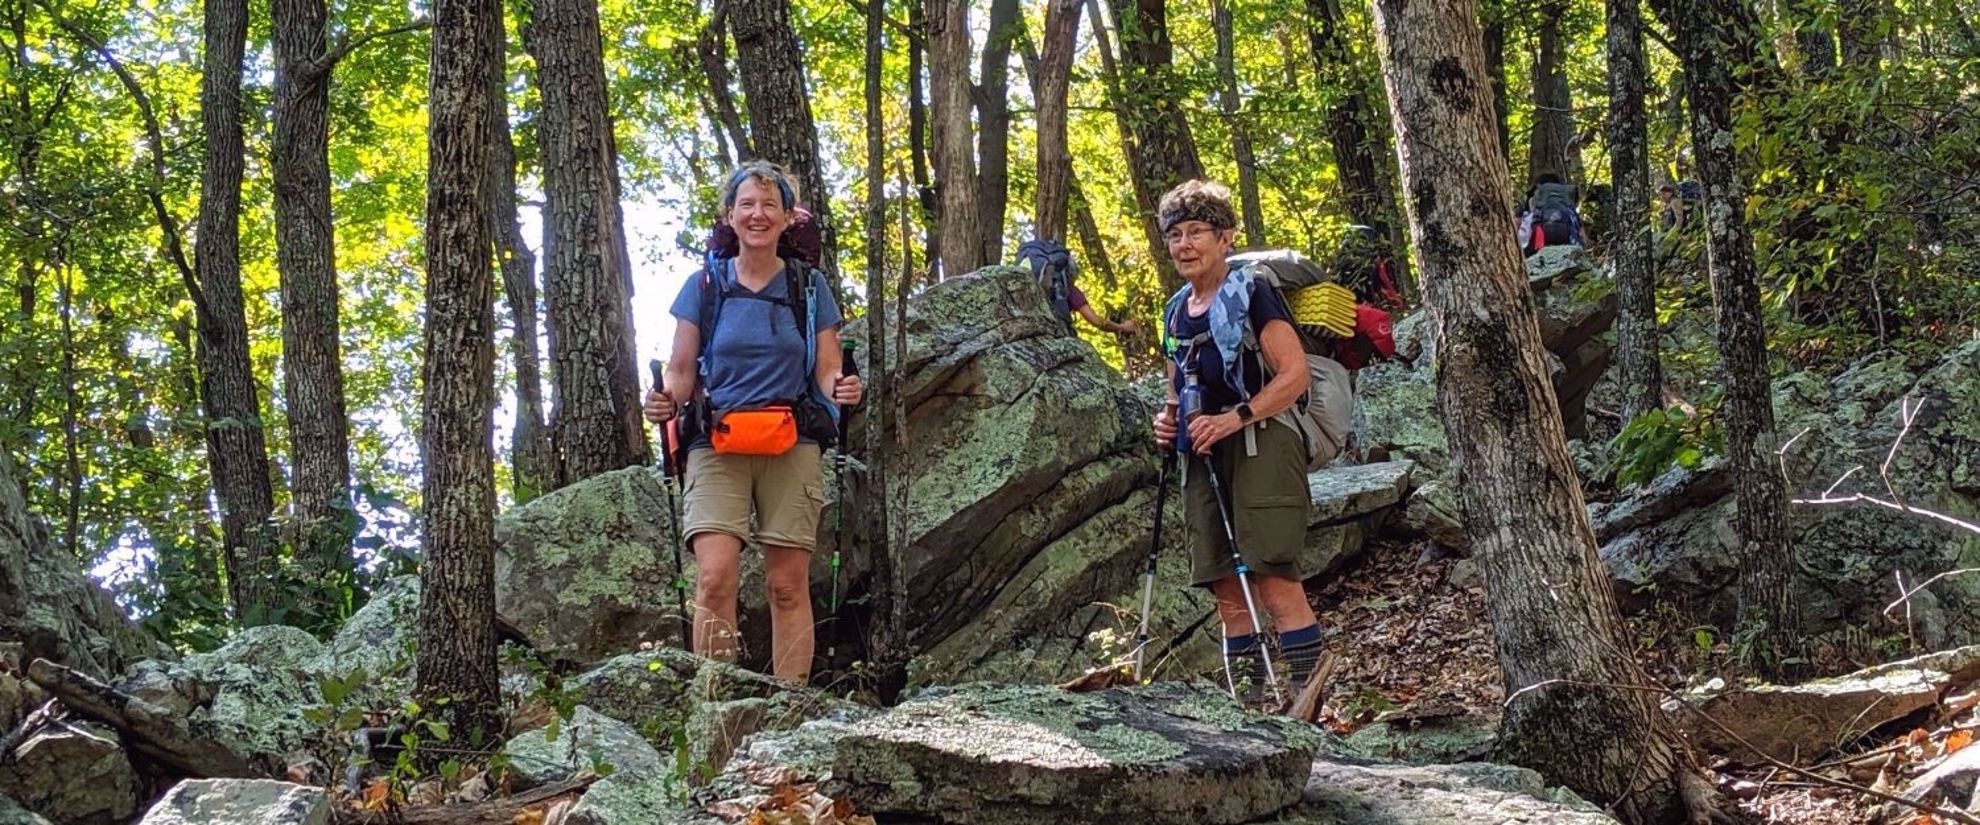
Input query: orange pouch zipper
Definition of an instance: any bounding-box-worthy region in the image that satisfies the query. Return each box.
[711,406,798,456]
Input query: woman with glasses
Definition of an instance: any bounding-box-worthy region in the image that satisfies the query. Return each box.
[1149,180,1323,706]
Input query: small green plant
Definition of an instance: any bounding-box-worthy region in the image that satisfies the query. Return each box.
[1611,392,1725,488]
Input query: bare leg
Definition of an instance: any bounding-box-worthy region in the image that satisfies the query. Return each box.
[1252,574,1315,631]
[692,532,744,663]
[764,545,814,684]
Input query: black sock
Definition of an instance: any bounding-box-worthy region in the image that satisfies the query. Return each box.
[1223,633,1261,698]
[1279,623,1324,690]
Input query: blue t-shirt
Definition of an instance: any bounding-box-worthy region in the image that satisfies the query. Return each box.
[1167,277,1294,411]
[671,261,843,415]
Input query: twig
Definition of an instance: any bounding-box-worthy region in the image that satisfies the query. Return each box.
[1776,427,1812,484]
[1506,677,1980,825]
[1879,396,1922,507]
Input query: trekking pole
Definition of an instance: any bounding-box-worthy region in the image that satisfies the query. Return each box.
[1132,448,1178,682]
[830,341,858,614]
[1198,453,1282,704]
[649,359,690,641]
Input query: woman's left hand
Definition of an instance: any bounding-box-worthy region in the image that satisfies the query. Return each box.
[1188,411,1244,455]
[833,374,865,407]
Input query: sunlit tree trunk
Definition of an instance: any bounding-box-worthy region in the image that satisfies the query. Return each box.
[1607,0,1663,421]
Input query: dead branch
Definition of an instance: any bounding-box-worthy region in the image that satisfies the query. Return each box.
[329,776,595,825]
[1506,677,1980,825]
[25,658,256,778]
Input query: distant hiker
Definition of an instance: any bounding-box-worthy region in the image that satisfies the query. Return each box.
[1016,238,1140,338]
[1659,180,1703,232]
[643,160,863,685]
[1523,172,1584,254]
[1150,180,1337,706]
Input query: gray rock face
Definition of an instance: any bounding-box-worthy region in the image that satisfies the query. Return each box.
[1340,712,1498,765]
[0,450,162,681]
[311,575,418,683]
[136,779,328,825]
[0,721,136,825]
[118,625,322,773]
[825,683,1318,825]
[0,794,52,825]
[505,706,663,788]
[1284,760,1617,824]
[1600,343,1980,648]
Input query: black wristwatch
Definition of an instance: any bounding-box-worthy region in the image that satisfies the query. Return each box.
[1236,403,1255,424]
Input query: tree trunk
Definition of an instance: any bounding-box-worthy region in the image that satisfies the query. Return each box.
[1527,3,1577,182]
[976,0,1019,262]
[1368,0,1707,818]
[1305,0,1407,250]
[908,0,937,279]
[1606,0,1663,422]
[1479,0,1510,162]
[699,0,753,162]
[1087,0,1175,294]
[417,0,502,745]
[861,0,904,702]
[730,0,839,279]
[926,0,984,278]
[1654,0,1799,678]
[527,0,650,488]
[1108,0,1204,284]
[1213,0,1266,247]
[1033,0,1081,242]
[57,262,78,558]
[273,0,355,584]
[489,7,552,504]
[197,0,280,624]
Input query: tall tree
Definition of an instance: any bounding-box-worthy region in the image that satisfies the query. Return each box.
[1087,0,1174,292]
[926,0,984,277]
[977,0,1020,262]
[861,0,905,702]
[527,0,650,487]
[1368,0,1712,817]
[730,0,839,279]
[1032,0,1082,241]
[1526,2,1577,182]
[1654,0,1799,678]
[1479,0,1511,161]
[196,0,280,622]
[272,0,355,585]
[1606,0,1662,421]
[1108,0,1204,291]
[1305,0,1406,253]
[1212,0,1266,246]
[489,4,551,503]
[417,0,501,744]
[908,0,938,278]
[698,0,752,163]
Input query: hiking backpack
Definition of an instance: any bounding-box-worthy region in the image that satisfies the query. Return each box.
[1164,249,1358,472]
[1527,182,1584,251]
[677,256,841,456]
[1016,238,1076,330]
[1333,224,1405,310]
[706,207,824,269]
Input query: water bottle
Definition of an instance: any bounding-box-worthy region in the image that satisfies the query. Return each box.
[1177,370,1203,456]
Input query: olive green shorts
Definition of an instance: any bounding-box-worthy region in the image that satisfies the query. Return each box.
[682,444,826,552]
[1183,420,1310,586]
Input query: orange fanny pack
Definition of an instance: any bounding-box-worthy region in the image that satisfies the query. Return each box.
[711,406,798,456]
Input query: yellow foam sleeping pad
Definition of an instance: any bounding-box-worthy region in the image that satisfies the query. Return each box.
[1286,281,1357,338]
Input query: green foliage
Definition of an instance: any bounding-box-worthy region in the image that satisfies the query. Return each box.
[1611,392,1725,488]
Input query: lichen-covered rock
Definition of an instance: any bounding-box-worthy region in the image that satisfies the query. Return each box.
[1283,760,1616,824]
[0,794,52,825]
[0,721,136,824]
[0,450,164,681]
[1399,478,1467,552]
[567,771,688,825]
[505,706,663,787]
[1340,712,1498,765]
[135,779,327,825]
[311,575,418,683]
[117,625,321,773]
[824,682,1318,825]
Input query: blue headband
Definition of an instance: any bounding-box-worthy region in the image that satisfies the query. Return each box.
[723,167,796,211]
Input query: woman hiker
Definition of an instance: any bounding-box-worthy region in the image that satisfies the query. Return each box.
[1149,180,1324,704]
[643,160,863,685]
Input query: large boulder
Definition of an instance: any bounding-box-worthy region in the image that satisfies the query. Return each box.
[116,625,323,774]
[135,779,327,825]
[504,706,663,788]
[0,795,52,825]
[1599,343,1980,648]
[0,451,162,680]
[1283,760,1616,824]
[0,720,137,825]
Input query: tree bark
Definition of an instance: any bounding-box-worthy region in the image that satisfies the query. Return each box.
[197,0,280,623]
[861,0,904,702]
[1033,0,1081,242]
[976,0,1019,263]
[926,0,984,278]
[730,0,839,279]
[1653,0,1799,679]
[1213,0,1266,247]
[273,0,355,583]
[1108,0,1204,288]
[1367,0,1706,818]
[1527,3,1577,182]
[698,0,752,162]
[527,0,650,488]
[489,6,552,504]
[1606,0,1663,422]
[418,0,502,745]
[1479,0,1510,162]
[908,0,937,279]
[1087,0,1175,294]
[1305,0,1407,251]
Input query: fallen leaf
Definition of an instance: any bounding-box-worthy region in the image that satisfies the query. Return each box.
[513,804,545,825]
[361,778,391,811]
[742,762,799,788]
[1057,664,1133,692]
[1947,728,1974,755]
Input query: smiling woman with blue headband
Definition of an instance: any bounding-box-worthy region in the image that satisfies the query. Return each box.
[644,161,863,685]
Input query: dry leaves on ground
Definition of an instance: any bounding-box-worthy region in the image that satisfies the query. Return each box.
[704,782,874,825]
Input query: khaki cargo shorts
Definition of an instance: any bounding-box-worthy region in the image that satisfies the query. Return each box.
[1183,419,1310,586]
[682,444,826,552]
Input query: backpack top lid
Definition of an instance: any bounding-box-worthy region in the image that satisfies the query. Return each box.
[1226,248,1331,292]
[706,207,823,269]
[1676,180,1704,200]
[1016,238,1075,278]
[1531,181,1579,212]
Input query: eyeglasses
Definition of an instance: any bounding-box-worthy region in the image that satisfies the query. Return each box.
[1164,225,1223,246]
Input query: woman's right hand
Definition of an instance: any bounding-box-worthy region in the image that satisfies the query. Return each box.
[1153,404,1177,450]
[643,389,676,424]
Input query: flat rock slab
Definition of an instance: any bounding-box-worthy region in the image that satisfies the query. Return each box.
[1307,461,1415,525]
[830,682,1318,825]
[137,779,328,825]
[1287,760,1618,824]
